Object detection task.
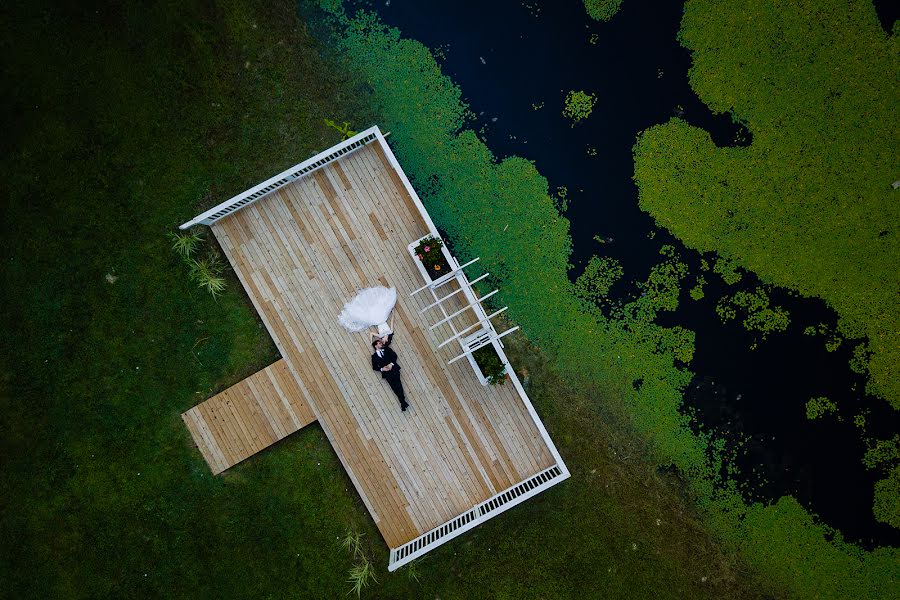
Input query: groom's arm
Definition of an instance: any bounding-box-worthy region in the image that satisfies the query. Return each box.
[372,354,381,372]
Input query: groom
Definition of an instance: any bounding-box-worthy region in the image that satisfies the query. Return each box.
[372,337,409,412]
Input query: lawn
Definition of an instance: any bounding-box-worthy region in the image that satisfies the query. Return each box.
[1,1,758,597]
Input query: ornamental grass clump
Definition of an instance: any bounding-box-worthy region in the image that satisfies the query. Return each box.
[189,251,227,298]
[169,226,228,298]
[169,229,204,260]
[341,529,378,597]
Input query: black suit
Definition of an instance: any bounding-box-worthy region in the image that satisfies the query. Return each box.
[372,347,407,409]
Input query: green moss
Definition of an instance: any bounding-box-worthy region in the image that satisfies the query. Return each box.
[633,0,900,408]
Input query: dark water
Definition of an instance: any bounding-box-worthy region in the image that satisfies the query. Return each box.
[359,0,900,547]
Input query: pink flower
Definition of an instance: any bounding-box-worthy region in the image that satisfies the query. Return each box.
[417,254,423,260]
[423,246,430,252]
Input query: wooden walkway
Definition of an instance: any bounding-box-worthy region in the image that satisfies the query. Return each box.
[181,359,316,474]
[210,141,556,549]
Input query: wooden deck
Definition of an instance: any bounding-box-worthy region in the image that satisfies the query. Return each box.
[210,142,557,549]
[182,359,316,474]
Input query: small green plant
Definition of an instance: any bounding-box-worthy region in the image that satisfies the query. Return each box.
[169,229,204,259]
[341,530,364,559]
[413,235,448,280]
[562,90,596,126]
[341,529,377,597]
[347,556,377,597]
[189,251,227,298]
[404,556,425,583]
[324,118,358,140]
[473,344,506,385]
[170,227,227,298]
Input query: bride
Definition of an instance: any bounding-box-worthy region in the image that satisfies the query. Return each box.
[337,286,397,337]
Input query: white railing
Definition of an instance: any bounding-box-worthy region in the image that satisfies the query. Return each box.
[388,465,567,571]
[179,127,380,229]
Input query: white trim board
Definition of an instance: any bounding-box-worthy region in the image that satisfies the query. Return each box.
[179,126,381,229]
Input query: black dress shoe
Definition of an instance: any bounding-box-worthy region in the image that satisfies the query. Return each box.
[401,402,409,412]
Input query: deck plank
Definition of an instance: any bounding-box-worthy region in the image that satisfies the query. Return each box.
[202,143,555,548]
[180,359,317,474]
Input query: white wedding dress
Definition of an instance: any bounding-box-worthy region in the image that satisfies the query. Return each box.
[337,286,397,334]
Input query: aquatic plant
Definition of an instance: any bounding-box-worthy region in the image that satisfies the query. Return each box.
[633,0,900,408]
[341,528,378,596]
[562,90,596,126]
[805,396,837,420]
[863,435,900,470]
[864,436,900,529]
[872,468,900,529]
[403,556,424,583]
[574,255,623,305]
[689,275,706,300]
[712,257,741,285]
[583,0,624,22]
[715,288,789,341]
[341,529,364,559]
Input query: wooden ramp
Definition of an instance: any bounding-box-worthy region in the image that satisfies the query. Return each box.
[181,359,316,474]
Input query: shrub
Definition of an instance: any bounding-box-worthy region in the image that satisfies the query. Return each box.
[473,343,506,385]
[414,235,448,279]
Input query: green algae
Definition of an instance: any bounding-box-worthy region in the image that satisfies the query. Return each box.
[716,288,790,341]
[583,0,624,22]
[632,0,900,408]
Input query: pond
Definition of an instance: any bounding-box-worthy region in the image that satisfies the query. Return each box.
[363,0,900,548]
